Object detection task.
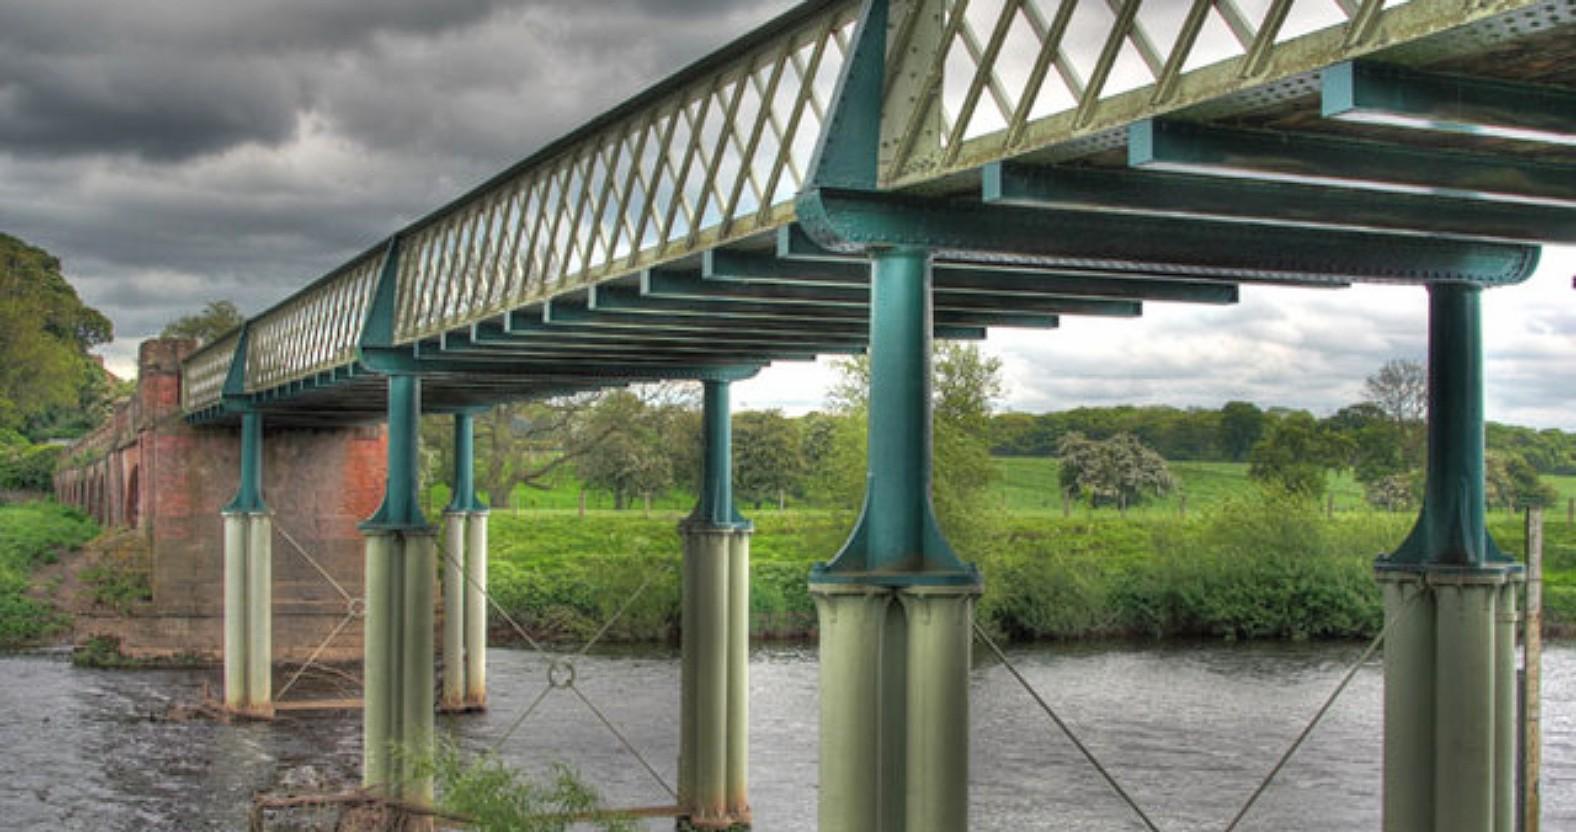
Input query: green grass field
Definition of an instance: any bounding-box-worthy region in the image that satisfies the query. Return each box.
[987,456,1368,515]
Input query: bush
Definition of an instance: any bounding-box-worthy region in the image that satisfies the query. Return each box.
[0,501,96,647]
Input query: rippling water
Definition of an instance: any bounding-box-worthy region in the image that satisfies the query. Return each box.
[1,641,1572,830]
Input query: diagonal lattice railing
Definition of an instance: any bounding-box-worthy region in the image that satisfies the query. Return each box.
[392,3,858,345]
[182,328,241,413]
[886,0,1436,181]
[245,251,384,393]
[182,0,1551,413]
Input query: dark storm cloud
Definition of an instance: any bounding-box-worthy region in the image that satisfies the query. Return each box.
[1,0,1569,428]
[0,0,789,369]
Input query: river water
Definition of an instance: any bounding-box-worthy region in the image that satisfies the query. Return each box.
[1,641,1573,830]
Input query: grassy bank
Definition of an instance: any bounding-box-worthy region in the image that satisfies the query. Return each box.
[0,501,97,647]
[480,494,1576,645]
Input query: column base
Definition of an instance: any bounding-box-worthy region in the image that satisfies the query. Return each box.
[810,582,979,832]
[1375,567,1521,832]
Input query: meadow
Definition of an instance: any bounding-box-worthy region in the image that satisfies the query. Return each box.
[464,458,1576,646]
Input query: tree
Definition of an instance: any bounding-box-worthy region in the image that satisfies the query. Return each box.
[161,300,244,344]
[733,410,803,508]
[1218,401,1265,462]
[1056,432,1175,509]
[1485,450,1558,512]
[818,342,1004,538]
[1248,412,1348,499]
[1365,358,1426,467]
[575,391,676,509]
[0,233,114,439]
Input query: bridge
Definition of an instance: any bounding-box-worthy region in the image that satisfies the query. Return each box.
[56,0,1573,828]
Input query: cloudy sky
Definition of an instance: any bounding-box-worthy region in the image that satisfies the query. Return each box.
[1,0,1570,428]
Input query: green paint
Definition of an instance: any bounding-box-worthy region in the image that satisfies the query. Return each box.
[224,411,266,513]
[1130,118,1575,209]
[357,238,402,351]
[812,249,978,588]
[983,159,1576,245]
[1324,61,1576,148]
[804,0,887,191]
[691,380,751,529]
[362,375,429,531]
[796,186,1540,287]
[1383,285,1514,570]
[447,411,486,512]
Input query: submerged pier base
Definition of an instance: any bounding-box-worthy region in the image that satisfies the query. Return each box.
[678,378,753,830]
[361,374,437,806]
[1376,284,1521,832]
[223,410,272,718]
[222,509,273,717]
[809,248,982,831]
[440,510,488,712]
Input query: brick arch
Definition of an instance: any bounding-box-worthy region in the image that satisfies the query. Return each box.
[126,465,140,529]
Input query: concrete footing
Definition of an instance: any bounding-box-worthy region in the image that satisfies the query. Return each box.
[363,530,436,803]
[1379,570,1520,832]
[222,511,273,718]
[811,584,977,832]
[678,523,752,829]
[440,510,488,712]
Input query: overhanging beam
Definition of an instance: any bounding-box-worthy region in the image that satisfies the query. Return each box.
[642,269,1141,317]
[512,304,988,340]
[569,288,1062,330]
[794,187,1539,286]
[1323,61,1576,147]
[705,249,1240,303]
[1129,119,1576,208]
[984,161,1576,245]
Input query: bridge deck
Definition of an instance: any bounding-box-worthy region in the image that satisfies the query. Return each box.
[180,0,1574,424]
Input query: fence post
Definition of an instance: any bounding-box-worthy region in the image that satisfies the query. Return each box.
[1523,507,1543,832]
[578,489,586,518]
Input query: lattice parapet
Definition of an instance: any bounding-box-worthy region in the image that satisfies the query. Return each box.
[878,0,1556,182]
[245,251,384,394]
[390,1,859,344]
[182,329,241,413]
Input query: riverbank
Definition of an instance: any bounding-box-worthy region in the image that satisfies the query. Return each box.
[485,493,1575,645]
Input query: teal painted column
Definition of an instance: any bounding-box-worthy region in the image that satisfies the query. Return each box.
[441,410,488,713]
[809,248,981,832]
[360,374,436,802]
[679,379,753,830]
[1375,284,1519,832]
[222,410,272,718]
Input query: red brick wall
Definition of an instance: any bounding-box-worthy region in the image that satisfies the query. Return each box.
[55,338,389,658]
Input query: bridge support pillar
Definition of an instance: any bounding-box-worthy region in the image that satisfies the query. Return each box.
[1376,284,1520,832]
[441,411,488,713]
[361,374,436,806]
[808,248,981,832]
[222,410,273,718]
[679,378,752,830]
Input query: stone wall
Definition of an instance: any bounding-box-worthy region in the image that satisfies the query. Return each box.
[55,338,386,661]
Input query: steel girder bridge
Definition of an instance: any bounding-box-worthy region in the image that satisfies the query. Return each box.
[180,0,1573,828]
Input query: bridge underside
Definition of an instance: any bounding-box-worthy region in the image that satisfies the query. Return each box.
[168,0,1572,827]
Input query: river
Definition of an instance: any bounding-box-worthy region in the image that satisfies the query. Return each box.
[1,641,1572,830]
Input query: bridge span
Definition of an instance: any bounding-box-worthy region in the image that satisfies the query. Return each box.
[57,0,1573,828]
